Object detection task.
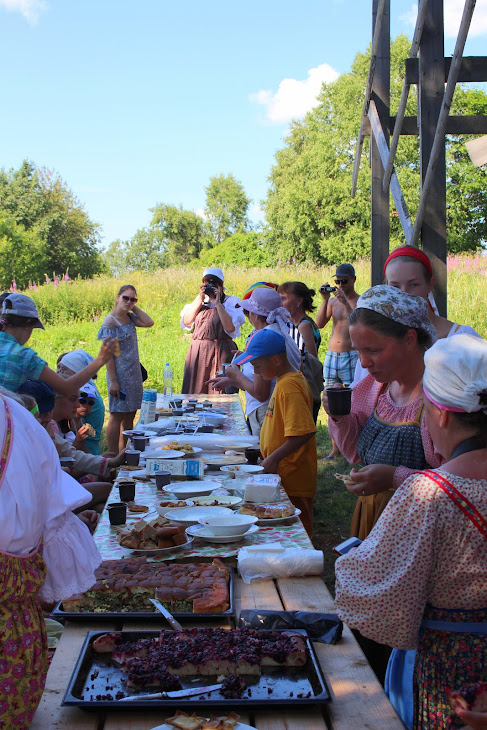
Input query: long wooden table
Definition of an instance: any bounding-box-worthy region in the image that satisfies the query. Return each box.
[32,394,403,729]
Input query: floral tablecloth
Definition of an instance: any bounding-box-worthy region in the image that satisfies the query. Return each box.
[95,394,314,561]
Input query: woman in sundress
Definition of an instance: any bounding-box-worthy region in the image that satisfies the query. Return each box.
[180,268,245,394]
[97,285,154,453]
[334,334,487,730]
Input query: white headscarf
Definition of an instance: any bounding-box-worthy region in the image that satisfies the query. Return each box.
[60,350,97,389]
[423,334,487,413]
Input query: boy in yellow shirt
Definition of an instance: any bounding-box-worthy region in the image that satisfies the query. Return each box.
[234,329,317,537]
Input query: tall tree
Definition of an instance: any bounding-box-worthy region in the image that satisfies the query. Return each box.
[0,160,103,287]
[204,174,251,245]
[264,35,487,263]
[150,203,203,264]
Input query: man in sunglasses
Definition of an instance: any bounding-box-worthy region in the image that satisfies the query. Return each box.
[316,263,360,460]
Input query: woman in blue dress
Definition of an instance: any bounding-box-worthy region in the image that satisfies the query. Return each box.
[97,285,154,452]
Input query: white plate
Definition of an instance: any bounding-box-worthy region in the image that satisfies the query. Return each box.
[251,508,302,526]
[122,535,194,555]
[149,449,185,459]
[117,467,147,478]
[202,454,248,467]
[190,495,242,508]
[159,444,203,455]
[164,506,233,526]
[186,524,259,543]
[151,720,255,730]
[155,499,194,516]
[123,429,157,437]
[162,481,221,498]
[221,464,264,475]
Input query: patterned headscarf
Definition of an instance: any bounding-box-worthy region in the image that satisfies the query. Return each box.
[356,285,437,340]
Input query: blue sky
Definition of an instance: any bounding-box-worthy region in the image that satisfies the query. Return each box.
[1,0,486,248]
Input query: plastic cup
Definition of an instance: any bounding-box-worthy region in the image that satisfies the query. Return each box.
[244,447,261,465]
[107,502,127,525]
[326,386,352,416]
[125,449,141,466]
[132,436,146,452]
[155,471,171,489]
[118,482,136,502]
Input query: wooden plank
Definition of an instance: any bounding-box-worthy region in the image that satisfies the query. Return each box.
[255,710,327,729]
[411,0,477,250]
[369,100,414,243]
[405,55,487,84]
[370,0,391,286]
[466,134,487,166]
[351,0,388,196]
[31,622,113,729]
[277,578,403,730]
[366,115,487,135]
[237,576,283,611]
[383,0,429,190]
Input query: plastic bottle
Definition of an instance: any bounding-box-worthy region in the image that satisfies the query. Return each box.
[163,363,173,397]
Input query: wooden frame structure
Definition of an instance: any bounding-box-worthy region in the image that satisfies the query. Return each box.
[352,0,487,315]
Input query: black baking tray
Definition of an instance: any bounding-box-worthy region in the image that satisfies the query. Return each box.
[62,629,330,709]
[52,566,234,622]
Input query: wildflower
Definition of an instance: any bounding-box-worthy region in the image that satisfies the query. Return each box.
[12,280,17,290]
[292,256,296,263]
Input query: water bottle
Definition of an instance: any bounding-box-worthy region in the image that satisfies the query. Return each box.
[163,363,173,397]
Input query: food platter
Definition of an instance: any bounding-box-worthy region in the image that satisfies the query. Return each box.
[146,449,185,459]
[186,524,259,544]
[202,454,248,467]
[62,629,330,709]
[220,464,264,475]
[190,495,242,508]
[126,534,194,556]
[52,564,235,622]
[252,508,301,526]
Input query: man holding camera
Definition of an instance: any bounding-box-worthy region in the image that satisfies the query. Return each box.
[316,263,360,460]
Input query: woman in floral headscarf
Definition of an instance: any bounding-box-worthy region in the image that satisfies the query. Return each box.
[324,285,443,544]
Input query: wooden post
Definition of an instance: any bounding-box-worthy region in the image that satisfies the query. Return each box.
[370,0,390,286]
[418,0,447,315]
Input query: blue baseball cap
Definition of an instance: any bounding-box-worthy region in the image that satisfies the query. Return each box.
[233,329,287,366]
[17,380,56,413]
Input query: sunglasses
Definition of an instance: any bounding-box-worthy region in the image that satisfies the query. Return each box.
[334,278,349,285]
[122,295,137,303]
[79,396,96,406]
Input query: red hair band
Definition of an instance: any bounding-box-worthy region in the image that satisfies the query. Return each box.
[383,246,433,277]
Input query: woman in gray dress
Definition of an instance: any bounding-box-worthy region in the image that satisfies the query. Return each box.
[98,285,154,452]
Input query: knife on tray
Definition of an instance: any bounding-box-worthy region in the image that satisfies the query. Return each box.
[148,597,183,630]
[119,683,223,701]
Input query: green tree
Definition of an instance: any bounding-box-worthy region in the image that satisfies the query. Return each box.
[204,174,251,245]
[150,203,203,264]
[265,35,487,262]
[197,231,271,267]
[0,160,103,287]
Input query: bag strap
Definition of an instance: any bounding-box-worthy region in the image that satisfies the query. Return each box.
[422,469,487,539]
[0,395,14,491]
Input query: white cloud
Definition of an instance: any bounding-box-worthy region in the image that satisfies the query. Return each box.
[195,208,207,220]
[0,0,48,24]
[250,204,264,220]
[250,62,340,125]
[401,1,487,38]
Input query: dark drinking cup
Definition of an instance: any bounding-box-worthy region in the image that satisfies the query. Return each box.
[118,482,136,502]
[132,436,146,452]
[125,449,141,466]
[326,386,352,416]
[244,447,261,465]
[107,502,127,525]
[155,471,171,489]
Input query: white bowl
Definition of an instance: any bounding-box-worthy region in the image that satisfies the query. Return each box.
[165,506,233,526]
[162,481,220,499]
[198,513,259,536]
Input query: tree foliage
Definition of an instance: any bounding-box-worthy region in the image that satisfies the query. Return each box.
[264,35,487,263]
[0,160,103,288]
[197,231,271,268]
[204,174,251,245]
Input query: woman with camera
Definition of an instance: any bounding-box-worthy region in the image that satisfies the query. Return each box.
[181,268,245,394]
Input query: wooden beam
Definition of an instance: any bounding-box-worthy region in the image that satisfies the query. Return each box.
[390,115,487,135]
[369,100,414,243]
[405,55,487,84]
[411,0,477,250]
[351,0,387,196]
[370,0,391,286]
[466,134,487,166]
[383,0,429,190]
[417,0,447,316]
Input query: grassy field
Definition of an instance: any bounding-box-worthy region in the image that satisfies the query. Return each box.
[25,256,487,587]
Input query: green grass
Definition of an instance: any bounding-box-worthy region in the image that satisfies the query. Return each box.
[25,257,487,589]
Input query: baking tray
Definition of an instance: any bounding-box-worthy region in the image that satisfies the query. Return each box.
[62,629,330,709]
[52,567,234,622]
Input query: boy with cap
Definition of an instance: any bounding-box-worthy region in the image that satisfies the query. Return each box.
[234,329,317,538]
[316,263,360,460]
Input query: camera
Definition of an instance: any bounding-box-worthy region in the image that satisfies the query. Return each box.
[204,279,217,297]
[319,284,337,294]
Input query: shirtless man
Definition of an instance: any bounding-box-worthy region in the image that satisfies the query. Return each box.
[316,263,360,460]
